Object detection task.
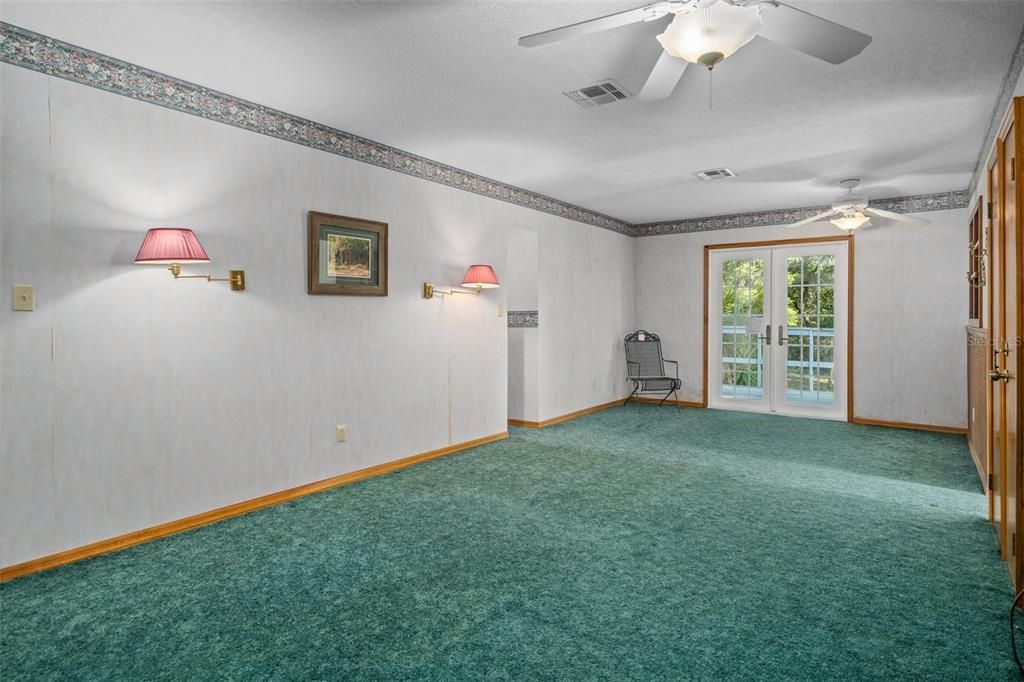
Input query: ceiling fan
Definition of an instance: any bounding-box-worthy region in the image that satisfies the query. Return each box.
[518,0,872,102]
[787,180,931,231]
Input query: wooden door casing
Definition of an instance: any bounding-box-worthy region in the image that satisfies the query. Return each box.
[992,151,1005,542]
[1004,115,1019,584]
[987,164,996,523]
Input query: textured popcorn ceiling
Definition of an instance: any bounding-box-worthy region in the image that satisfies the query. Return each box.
[2,0,1023,224]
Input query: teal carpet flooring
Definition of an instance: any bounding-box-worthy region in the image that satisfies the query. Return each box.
[0,405,1016,679]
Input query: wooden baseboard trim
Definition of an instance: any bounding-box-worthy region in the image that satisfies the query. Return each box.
[509,396,706,429]
[851,417,967,435]
[0,431,508,583]
[508,399,626,428]
[507,418,541,427]
[633,397,705,408]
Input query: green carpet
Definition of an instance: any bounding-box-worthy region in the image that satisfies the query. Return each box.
[0,405,1015,679]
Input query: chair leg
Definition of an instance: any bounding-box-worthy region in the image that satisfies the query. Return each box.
[660,389,673,405]
[623,386,638,407]
[673,389,681,409]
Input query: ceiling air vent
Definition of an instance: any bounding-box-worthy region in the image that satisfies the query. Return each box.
[563,80,631,107]
[695,168,737,181]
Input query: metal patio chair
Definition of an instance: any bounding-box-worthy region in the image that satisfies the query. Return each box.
[623,330,681,406]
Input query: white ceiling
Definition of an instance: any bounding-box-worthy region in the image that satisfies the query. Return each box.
[3,0,1023,223]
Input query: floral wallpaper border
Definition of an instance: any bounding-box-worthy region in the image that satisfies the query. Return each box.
[0,21,972,240]
[0,21,632,236]
[632,190,970,237]
[507,311,539,328]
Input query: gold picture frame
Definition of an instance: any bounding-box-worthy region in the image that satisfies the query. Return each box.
[307,211,388,296]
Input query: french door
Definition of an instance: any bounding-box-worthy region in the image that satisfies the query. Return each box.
[707,240,850,420]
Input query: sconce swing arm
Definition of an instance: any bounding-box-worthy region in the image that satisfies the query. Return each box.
[168,263,246,291]
[422,282,482,299]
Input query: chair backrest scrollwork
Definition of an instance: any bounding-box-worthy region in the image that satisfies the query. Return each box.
[624,329,666,379]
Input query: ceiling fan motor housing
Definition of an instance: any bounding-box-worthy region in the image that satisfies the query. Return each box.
[833,195,868,212]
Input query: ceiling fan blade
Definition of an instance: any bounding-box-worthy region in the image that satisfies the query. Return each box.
[636,51,688,102]
[864,207,931,226]
[756,2,872,64]
[518,4,654,47]
[787,209,836,228]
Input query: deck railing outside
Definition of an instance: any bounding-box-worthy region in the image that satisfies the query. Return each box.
[721,325,834,396]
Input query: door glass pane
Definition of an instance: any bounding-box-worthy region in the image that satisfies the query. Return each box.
[720,258,765,400]
[784,255,835,407]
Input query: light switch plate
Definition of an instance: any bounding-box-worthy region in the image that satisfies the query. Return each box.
[12,286,34,311]
[336,424,347,443]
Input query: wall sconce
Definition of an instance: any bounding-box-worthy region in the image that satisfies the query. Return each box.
[423,264,500,299]
[134,227,245,291]
[966,239,988,288]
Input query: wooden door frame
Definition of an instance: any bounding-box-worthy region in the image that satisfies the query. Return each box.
[702,234,855,422]
[1010,98,1024,586]
[992,101,1014,566]
[987,155,998,524]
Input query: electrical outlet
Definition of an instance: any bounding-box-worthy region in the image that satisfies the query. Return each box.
[12,285,34,311]
[497,303,504,317]
[336,424,347,443]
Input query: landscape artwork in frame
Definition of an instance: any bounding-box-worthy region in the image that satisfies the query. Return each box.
[308,211,388,296]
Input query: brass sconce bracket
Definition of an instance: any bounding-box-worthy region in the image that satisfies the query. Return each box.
[169,263,246,291]
[422,282,481,299]
[967,240,988,289]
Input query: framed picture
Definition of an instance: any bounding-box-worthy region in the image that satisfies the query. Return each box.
[307,211,388,296]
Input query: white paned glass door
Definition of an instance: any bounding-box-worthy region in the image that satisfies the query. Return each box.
[708,241,848,421]
[770,242,848,420]
[708,248,772,413]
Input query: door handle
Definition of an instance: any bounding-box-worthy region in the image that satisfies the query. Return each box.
[777,325,786,345]
[765,324,771,345]
[991,369,1011,382]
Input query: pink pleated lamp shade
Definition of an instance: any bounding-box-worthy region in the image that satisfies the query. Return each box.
[134,228,210,265]
[462,264,500,289]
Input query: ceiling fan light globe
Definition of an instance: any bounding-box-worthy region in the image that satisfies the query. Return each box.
[656,1,763,67]
[831,212,870,231]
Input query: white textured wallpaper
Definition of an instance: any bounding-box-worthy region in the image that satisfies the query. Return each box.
[0,66,634,566]
[0,60,969,569]
[634,212,969,428]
